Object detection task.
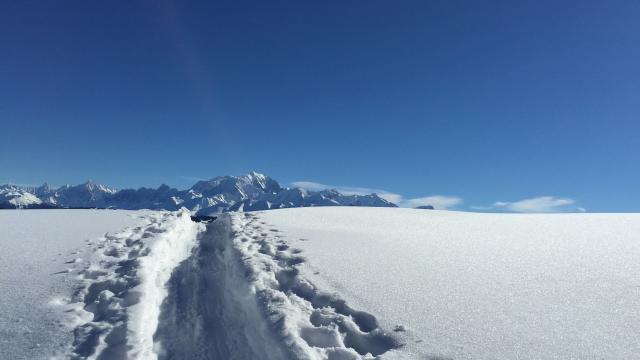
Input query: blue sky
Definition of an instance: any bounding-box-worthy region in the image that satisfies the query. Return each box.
[1,1,639,212]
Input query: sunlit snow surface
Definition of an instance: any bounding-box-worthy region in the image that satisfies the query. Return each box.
[0,209,204,360]
[257,207,640,359]
[3,207,639,359]
[0,210,145,359]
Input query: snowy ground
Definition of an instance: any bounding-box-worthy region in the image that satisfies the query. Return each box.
[256,207,640,359]
[0,210,146,359]
[61,209,203,359]
[2,207,639,359]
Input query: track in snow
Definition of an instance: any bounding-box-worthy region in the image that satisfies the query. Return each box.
[154,212,405,360]
[153,215,289,360]
[68,210,203,359]
[67,210,405,359]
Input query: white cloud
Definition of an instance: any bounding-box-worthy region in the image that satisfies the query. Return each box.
[490,196,578,213]
[290,181,330,192]
[291,181,461,209]
[402,195,463,209]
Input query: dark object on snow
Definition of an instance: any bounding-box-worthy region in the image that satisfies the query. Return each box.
[416,205,435,210]
[190,215,217,223]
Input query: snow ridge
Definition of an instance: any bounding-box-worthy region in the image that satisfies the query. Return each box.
[68,209,204,359]
[230,212,404,359]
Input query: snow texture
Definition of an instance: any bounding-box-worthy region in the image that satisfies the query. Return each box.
[153,212,402,360]
[257,207,640,359]
[229,212,403,359]
[4,207,639,360]
[0,210,144,359]
[68,209,204,359]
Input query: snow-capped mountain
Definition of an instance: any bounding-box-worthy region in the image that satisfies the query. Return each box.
[107,184,182,210]
[1,181,118,209]
[0,172,397,213]
[0,185,43,208]
[53,181,118,207]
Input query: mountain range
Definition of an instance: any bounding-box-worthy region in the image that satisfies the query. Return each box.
[0,172,397,214]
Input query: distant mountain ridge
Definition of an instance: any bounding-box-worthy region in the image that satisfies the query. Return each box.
[0,172,397,214]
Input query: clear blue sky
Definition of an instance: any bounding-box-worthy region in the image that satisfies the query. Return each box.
[1,0,639,212]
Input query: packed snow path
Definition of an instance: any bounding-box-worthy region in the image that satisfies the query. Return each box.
[154,212,404,360]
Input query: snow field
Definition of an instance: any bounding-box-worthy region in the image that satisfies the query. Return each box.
[257,207,640,359]
[5,206,638,360]
[0,210,146,359]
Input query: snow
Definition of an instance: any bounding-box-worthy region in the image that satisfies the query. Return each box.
[126,210,204,359]
[3,206,639,359]
[153,214,292,360]
[152,212,400,360]
[227,213,400,359]
[68,209,204,359]
[8,192,42,207]
[0,186,43,208]
[255,207,640,359]
[0,209,204,360]
[0,210,144,359]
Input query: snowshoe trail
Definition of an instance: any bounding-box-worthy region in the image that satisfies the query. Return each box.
[154,212,405,359]
[63,210,406,359]
[67,210,204,359]
[229,212,404,359]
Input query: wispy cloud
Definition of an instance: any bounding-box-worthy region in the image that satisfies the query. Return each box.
[480,196,583,213]
[402,195,463,209]
[290,181,462,209]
